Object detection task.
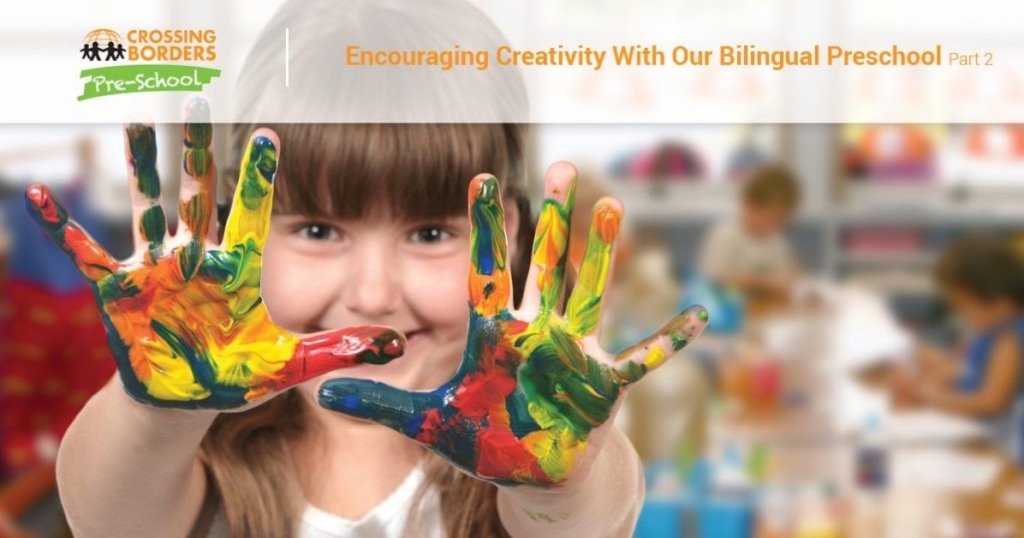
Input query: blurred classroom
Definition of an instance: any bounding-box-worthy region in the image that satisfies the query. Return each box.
[6,2,1024,538]
[537,122,1024,538]
[6,122,1024,537]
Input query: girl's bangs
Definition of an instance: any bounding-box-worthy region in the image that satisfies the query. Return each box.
[264,123,519,222]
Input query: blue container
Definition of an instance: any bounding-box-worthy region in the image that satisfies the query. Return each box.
[635,460,716,538]
[635,496,686,538]
[695,493,754,538]
[680,273,745,335]
[637,462,686,538]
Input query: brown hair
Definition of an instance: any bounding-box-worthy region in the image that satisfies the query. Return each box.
[202,121,530,538]
[741,163,801,211]
[936,236,1024,307]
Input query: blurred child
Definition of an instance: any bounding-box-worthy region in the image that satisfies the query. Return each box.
[895,237,1024,458]
[698,164,801,297]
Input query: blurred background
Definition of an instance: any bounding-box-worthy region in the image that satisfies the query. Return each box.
[538,122,1024,538]
[7,122,1024,538]
[7,0,1024,537]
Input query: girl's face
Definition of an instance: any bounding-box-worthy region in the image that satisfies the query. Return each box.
[260,205,518,394]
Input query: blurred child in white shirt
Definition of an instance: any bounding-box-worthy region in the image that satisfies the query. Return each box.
[698,164,801,297]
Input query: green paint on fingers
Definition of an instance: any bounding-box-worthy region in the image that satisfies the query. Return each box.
[240,137,277,209]
[184,119,212,150]
[126,123,161,200]
[177,240,203,281]
[670,333,688,351]
[180,193,207,236]
[469,177,506,276]
[240,176,269,210]
[139,205,166,242]
[566,203,620,337]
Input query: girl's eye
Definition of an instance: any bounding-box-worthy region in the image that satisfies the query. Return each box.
[410,226,452,244]
[296,223,340,241]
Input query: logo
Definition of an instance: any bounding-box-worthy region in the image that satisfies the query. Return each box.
[81,29,126,62]
[78,28,221,101]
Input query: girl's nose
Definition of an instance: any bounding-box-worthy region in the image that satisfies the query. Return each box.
[340,244,400,319]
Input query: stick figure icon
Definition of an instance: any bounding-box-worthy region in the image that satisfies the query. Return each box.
[80,42,102,61]
[103,41,126,61]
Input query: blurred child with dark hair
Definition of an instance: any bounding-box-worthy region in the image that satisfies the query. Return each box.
[698,164,802,296]
[896,237,1024,458]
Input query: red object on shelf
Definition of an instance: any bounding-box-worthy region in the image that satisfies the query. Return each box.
[624,140,706,180]
[750,358,783,409]
[965,125,1024,159]
[850,126,936,180]
[843,228,924,254]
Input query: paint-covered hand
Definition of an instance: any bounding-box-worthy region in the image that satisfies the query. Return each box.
[320,162,708,486]
[24,99,404,410]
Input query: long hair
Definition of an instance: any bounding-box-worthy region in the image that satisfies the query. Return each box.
[199,1,531,535]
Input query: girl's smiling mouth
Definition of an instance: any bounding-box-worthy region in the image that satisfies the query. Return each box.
[403,328,429,344]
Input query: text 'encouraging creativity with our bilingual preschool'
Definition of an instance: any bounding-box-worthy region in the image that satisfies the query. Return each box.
[344,44,991,72]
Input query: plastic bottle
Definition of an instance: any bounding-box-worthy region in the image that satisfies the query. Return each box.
[855,413,888,492]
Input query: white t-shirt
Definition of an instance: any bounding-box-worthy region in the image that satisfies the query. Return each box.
[698,219,794,283]
[206,465,444,538]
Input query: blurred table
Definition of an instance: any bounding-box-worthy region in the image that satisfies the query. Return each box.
[714,294,1024,537]
[721,412,1024,536]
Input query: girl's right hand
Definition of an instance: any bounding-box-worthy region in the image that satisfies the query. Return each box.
[24,97,405,410]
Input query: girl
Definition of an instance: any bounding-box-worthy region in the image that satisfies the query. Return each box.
[896,237,1024,460]
[28,1,708,537]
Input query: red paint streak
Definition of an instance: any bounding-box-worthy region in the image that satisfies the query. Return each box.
[25,185,60,224]
[272,327,404,389]
[451,369,516,420]
[63,226,118,272]
[110,285,156,314]
[504,319,530,336]
[476,428,551,485]
[383,339,403,357]
[416,409,445,445]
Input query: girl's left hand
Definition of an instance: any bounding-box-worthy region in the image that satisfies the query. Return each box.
[319,162,708,487]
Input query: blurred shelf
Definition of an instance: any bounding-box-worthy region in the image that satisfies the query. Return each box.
[611,180,733,223]
[844,279,936,298]
[838,251,937,265]
[838,182,1024,226]
[843,181,1024,195]
[611,180,824,225]
[835,211,1024,227]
